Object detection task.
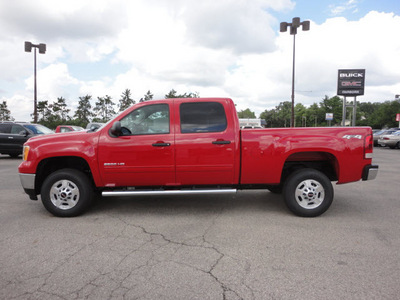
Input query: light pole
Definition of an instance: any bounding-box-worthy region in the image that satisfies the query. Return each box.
[25,41,46,123]
[280,17,310,127]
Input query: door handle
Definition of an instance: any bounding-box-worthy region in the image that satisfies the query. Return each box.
[152,142,171,147]
[212,140,231,145]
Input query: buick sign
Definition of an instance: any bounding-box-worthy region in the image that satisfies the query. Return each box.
[337,69,365,96]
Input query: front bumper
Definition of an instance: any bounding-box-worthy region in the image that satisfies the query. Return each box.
[362,165,379,181]
[19,173,38,200]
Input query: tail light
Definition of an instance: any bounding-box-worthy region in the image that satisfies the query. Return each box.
[364,134,373,159]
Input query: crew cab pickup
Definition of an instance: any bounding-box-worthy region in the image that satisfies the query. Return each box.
[18,98,378,217]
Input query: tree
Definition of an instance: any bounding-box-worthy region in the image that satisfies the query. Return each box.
[306,103,324,127]
[119,89,135,111]
[294,103,307,127]
[260,109,277,127]
[319,95,343,126]
[139,90,154,102]
[74,95,94,126]
[165,89,199,98]
[238,108,256,119]
[367,100,400,128]
[50,97,70,122]
[0,100,13,121]
[94,95,116,122]
[37,101,51,122]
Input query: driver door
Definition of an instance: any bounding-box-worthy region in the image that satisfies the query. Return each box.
[98,103,175,187]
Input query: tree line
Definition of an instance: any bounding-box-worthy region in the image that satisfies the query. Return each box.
[0,89,198,129]
[238,96,400,129]
[1,91,399,129]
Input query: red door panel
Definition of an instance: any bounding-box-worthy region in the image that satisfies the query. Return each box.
[97,103,175,187]
[174,99,238,185]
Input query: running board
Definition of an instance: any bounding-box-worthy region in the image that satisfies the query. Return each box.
[102,189,237,197]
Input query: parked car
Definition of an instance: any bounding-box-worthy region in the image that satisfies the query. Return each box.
[0,122,53,157]
[378,130,400,148]
[373,129,398,146]
[55,125,84,133]
[86,122,105,131]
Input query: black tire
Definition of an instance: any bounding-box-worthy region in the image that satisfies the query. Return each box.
[41,169,94,217]
[283,168,333,217]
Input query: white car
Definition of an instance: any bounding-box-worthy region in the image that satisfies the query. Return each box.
[378,130,400,148]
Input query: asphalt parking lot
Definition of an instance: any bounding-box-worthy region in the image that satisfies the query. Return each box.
[0,147,399,299]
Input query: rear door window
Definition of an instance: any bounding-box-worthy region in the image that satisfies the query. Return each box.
[0,124,11,134]
[180,102,227,133]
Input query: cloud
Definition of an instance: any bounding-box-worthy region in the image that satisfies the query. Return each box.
[1,1,400,122]
[0,0,128,41]
[329,0,359,16]
[181,1,277,54]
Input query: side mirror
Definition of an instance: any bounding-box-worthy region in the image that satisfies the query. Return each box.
[110,121,122,137]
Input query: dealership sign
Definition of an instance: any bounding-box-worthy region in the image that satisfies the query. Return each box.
[337,69,365,96]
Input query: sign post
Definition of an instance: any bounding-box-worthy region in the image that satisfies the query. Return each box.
[337,69,365,126]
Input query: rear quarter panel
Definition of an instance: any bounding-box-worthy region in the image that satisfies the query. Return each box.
[240,127,372,184]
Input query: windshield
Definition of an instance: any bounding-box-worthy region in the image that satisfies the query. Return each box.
[374,130,386,135]
[24,124,54,134]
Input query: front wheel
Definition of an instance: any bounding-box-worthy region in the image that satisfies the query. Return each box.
[283,169,333,217]
[41,169,94,217]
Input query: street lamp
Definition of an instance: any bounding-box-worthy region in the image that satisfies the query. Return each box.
[280,17,310,127]
[24,41,46,123]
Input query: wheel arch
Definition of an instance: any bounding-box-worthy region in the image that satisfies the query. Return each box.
[35,156,94,195]
[280,151,339,185]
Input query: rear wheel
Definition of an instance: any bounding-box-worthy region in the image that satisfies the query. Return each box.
[283,168,333,217]
[41,169,94,217]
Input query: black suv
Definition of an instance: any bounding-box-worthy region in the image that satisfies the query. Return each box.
[0,122,53,158]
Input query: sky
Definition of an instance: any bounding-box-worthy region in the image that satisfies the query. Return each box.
[0,0,399,121]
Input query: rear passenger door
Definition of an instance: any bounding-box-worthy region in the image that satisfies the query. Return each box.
[174,100,237,185]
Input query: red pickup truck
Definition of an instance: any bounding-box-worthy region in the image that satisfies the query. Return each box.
[18,98,378,217]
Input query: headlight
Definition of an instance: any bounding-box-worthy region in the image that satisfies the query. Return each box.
[23,146,30,161]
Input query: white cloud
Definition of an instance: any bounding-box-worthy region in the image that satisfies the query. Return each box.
[0,1,399,122]
[329,0,359,16]
[25,63,80,101]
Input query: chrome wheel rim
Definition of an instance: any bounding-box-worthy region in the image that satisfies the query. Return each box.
[49,180,80,210]
[295,179,325,209]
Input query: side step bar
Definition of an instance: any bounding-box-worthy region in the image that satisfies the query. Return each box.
[102,189,237,197]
